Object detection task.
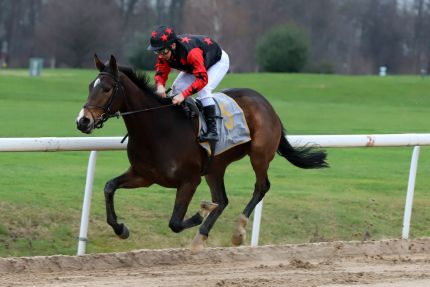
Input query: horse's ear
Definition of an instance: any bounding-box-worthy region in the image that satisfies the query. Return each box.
[94,54,105,71]
[109,54,119,77]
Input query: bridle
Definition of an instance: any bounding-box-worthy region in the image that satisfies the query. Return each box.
[84,72,124,129]
[83,72,175,130]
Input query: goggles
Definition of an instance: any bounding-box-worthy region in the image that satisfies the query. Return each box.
[154,48,170,55]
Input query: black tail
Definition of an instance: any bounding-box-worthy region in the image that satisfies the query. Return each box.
[277,127,328,169]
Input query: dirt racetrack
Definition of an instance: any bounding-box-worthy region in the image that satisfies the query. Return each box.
[1,238,430,287]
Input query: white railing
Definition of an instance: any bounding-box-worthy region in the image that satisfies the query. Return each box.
[1,134,429,254]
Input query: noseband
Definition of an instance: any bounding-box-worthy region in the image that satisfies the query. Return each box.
[84,72,124,129]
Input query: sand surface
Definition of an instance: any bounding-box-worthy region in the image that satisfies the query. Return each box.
[1,238,429,287]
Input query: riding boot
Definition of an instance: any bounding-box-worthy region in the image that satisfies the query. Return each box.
[200,105,219,142]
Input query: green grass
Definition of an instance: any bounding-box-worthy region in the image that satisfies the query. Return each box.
[0,69,429,257]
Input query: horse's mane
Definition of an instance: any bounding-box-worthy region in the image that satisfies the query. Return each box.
[118,66,159,100]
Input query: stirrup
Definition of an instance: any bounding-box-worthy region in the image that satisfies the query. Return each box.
[199,133,218,142]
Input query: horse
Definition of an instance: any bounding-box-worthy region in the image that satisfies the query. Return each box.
[76,54,328,253]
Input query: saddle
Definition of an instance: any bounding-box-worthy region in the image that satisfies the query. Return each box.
[180,93,251,156]
[169,93,251,174]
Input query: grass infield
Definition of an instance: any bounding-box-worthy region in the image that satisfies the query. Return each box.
[0,69,429,257]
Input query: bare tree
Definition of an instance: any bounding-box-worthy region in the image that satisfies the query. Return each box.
[358,0,405,73]
[149,0,186,30]
[181,0,292,72]
[116,0,140,30]
[35,0,122,68]
[409,0,430,73]
[0,0,42,67]
[2,0,430,73]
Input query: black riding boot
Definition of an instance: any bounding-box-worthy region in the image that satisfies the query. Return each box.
[200,105,219,142]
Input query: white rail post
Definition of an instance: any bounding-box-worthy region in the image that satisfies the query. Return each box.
[77,151,98,255]
[251,200,263,246]
[402,146,420,239]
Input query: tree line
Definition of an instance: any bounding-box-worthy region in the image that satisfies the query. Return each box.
[1,0,430,74]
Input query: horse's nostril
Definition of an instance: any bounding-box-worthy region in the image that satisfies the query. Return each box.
[80,117,90,125]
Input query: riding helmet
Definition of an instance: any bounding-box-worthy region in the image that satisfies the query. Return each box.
[147,25,177,51]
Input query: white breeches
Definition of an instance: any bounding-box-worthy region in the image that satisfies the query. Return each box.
[172,50,230,107]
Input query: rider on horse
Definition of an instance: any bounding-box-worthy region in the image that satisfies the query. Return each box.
[147,25,230,142]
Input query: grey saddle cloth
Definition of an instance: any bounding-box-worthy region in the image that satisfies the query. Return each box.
[196,92,251,156]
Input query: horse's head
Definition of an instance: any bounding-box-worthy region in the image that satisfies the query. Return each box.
[76,54,124,134]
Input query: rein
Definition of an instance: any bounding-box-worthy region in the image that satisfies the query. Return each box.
[108,87,175,119]
[108,102,175,119]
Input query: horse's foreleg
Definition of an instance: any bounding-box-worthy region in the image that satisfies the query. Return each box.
[168,179,201,233]
[104,168,152,239]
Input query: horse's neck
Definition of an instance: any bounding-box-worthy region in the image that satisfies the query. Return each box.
[121,77,160,113]
[119,77,179,142]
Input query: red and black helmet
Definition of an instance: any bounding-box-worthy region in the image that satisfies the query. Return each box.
[147,25,177,51]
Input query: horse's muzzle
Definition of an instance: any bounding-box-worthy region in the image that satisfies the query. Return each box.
[76,116,93,134]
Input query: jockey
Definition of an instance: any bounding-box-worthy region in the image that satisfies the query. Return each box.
[147,25,230,142]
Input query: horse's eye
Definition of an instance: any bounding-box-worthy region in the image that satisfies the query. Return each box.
[103,87,111,93]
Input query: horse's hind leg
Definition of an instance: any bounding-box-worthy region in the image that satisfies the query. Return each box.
[232,155,271,246]
[105,168,152,239]
[191,167,229,253]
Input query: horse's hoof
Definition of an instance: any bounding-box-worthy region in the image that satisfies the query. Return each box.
[199,201,218,218]
[191,232,207,254]
[231,214,248,246]
[117,224,130,239]
[231,229,246,246]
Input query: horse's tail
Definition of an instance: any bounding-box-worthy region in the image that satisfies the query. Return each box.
[277,124,328,169]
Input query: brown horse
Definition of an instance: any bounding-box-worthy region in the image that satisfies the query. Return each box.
[76,55,328,253]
